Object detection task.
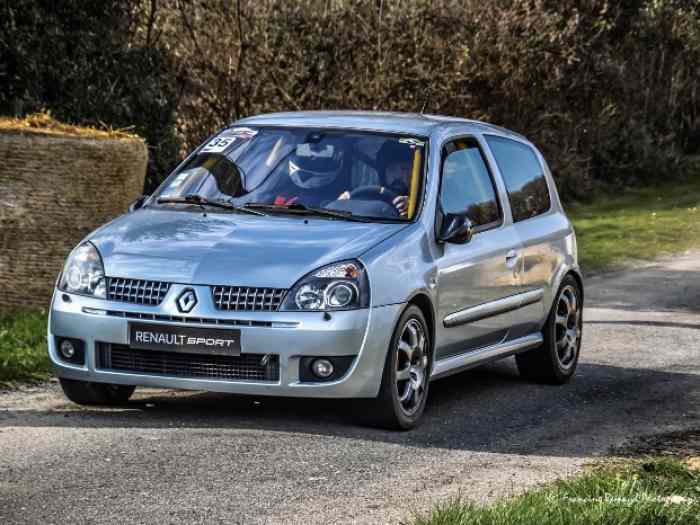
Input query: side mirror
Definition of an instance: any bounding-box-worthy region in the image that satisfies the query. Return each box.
[439,213,474,244]
[128,195,149,213]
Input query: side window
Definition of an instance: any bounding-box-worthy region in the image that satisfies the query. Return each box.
[485,136,551,222]
[439,139,501,228]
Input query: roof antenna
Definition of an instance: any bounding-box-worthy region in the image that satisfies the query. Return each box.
[419,85,432,115]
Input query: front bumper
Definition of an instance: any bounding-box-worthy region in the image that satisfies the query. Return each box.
[48,285,403,398]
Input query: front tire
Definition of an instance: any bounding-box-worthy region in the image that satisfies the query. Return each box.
[516,275,583,384]
[364,305,431,430]
[59,378,135,405]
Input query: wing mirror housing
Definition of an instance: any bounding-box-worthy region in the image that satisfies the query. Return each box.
[128,195,149,213]
[438,213,474,244]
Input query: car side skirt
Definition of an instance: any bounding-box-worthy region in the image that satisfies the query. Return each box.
[430,333,543,380]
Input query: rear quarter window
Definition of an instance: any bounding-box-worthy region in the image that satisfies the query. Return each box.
[485,136,551,222]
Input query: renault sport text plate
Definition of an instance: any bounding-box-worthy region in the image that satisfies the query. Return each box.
[129,323,241,356]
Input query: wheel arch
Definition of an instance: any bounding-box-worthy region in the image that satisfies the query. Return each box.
[566,267,584,306]
[549,265,584,313]
[406,292,436,356]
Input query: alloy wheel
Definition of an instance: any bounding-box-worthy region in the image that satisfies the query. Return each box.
[554,284,581,370]
[395,318,428,415]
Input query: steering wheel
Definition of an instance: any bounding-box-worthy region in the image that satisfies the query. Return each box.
[349,185,399,206]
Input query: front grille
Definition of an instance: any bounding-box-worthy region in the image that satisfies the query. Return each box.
[212,286,286,312]
[105,310,283,328]
[98,344,280,382]
[107,278,170,306]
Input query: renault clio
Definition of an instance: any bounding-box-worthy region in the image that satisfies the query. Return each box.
[49,111,583,429]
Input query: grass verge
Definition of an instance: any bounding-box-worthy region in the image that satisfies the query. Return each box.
[0,310,50,385]
[416,458,700,525]
[568,178,700,273]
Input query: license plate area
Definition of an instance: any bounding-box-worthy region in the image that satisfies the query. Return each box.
[128,322,241,356]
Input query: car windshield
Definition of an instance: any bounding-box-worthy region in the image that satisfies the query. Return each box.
[153,126,427,221]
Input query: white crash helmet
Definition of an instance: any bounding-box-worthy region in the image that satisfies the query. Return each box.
[288,142,344,189]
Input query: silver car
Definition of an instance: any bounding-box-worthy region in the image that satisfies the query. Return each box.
[49,111,583,429]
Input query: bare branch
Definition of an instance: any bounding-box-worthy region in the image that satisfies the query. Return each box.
[145,0,158,48]
[234,0,245,120]
[177,0,205,59]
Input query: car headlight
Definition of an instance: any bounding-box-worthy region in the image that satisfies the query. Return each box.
[281,260,369,311]
[58,242,107,298]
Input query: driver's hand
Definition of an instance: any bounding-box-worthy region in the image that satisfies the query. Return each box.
[338,191,351,200]
[393,195,409,217]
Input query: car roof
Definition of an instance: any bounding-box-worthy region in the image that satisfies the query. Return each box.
[236,111,526,141]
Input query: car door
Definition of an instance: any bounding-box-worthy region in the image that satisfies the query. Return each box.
[434,136,523,360]
[484,135,559,339]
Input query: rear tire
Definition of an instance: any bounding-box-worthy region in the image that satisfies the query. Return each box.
[516,275,583,384]
[59,378,135,405]
[362,305,431,430]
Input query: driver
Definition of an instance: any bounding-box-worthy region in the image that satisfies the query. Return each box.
[338,141,413,217]
[273,142,344,207]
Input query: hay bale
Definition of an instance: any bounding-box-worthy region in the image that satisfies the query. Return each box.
[0,119,147,311]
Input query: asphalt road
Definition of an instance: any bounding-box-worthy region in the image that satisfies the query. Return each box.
[2,252,699,524]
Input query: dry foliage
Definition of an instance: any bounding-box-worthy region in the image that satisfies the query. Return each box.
[138,0,699,198]
[0,112,142,141]
[3,0,699,197]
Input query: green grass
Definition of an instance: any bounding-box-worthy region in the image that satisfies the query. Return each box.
[568,178,700,273]
[0,310,50,384]
[416,458,700,525]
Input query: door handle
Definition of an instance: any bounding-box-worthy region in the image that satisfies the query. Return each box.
[505,250,520,269]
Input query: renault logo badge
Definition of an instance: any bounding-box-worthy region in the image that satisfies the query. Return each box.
[176,288,197,313]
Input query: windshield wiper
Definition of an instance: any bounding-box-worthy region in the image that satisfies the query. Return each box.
[243,202,372,222]
[156,194,265,216]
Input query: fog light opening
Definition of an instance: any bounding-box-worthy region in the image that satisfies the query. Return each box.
[311,358,334,379]
[60,339,76,359]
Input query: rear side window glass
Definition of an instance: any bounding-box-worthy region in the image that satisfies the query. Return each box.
[485,136,551,222]
[440,139,501,227]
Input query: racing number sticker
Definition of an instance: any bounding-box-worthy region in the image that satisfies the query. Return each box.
[200,127,258,154]
[201,135,236,154]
